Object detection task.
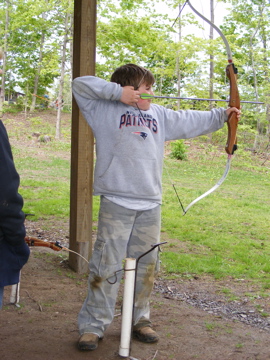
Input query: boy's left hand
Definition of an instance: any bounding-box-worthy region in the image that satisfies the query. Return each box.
[226,107,241,121]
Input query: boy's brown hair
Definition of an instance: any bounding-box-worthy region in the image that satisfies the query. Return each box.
[110,63,155,89]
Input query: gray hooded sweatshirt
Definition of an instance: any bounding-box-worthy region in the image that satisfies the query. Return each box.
[72,76,227,204]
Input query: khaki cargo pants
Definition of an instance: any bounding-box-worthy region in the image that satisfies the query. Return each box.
[78,196,160,337]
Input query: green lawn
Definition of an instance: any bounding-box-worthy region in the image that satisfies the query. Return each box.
[7,111,270,293]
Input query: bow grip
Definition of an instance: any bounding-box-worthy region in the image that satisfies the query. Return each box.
[225,112,238,155]
[225,63,240,155]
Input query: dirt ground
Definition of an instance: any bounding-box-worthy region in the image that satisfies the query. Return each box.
[1,111,270,360]
[1,222,270,360]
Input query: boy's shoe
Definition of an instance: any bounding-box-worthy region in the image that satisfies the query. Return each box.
[78,333,100,351]
[133,327,159,343]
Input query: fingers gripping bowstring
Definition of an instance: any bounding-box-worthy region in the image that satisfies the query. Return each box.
[135,68,152,128]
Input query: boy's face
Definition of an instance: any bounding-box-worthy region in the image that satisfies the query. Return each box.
[136,83,154,111]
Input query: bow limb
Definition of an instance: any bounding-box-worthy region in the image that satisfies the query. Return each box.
[187,1,233,61]
[24,236,89,263]
[10,237,62,307]
[183,156,232,214]
[182,1,240,215]
[25,236,62,251]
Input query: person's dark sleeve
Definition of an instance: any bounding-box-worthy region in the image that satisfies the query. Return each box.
[0,120,27,247]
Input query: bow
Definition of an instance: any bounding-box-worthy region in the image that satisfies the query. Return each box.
[25,236,63,251]
[179,0,240,214]
[10,235,88,307]
[10,237,63,307]
[24,235,89,262]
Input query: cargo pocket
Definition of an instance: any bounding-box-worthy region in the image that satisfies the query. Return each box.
[90,239,121,282]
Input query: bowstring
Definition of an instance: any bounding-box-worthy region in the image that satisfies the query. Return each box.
[163,164,186,214]
[61,247,89,263]
[136,70,187,215]
[135,105,186,215]
[171,1,189,29]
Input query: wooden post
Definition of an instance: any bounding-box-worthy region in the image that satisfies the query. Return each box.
[69,0,96,273]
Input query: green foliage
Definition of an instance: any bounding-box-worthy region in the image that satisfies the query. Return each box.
[170,140,187,160]
[2,103,24,113]
[1,0,269,138]
[1,0,71,108]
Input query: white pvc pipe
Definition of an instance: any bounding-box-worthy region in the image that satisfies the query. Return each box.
[119,258,136,358]
[10,270,21,306]
[10,282,20,305]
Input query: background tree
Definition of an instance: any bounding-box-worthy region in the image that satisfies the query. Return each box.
[0,0,9,116]
[0,0,269,149]
[55,0,73,139]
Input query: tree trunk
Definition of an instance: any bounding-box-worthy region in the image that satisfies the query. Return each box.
[260,12,270,137]
[0,1,9,116]
[176,3,182,111]
[209,0,214,109]
[252,4,270,149]
[249,16,261,150]
[208,0,214,142]
[70,12,74,81]
[29,31,45,112]
[29,2,48,112]
[55,7,71,139]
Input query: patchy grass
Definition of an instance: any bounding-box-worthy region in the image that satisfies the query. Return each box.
[4,110,270,294]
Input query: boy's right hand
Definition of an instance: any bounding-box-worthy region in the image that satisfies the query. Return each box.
[120,86,140,106]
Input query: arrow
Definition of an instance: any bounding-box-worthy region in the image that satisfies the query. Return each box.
[140,93,264,104]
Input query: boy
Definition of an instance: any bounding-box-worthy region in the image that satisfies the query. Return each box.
[72,63,240,351]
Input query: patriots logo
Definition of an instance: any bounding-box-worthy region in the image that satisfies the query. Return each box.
[132,131,148,140]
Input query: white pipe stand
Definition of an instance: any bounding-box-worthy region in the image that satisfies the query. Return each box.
[10,282,20,306]
[119,258,136,358]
